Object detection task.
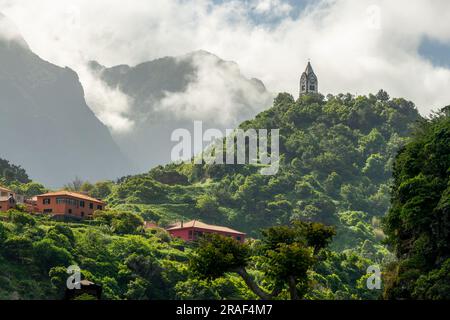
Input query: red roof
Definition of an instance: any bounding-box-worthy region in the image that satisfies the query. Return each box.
[37,191,105,204]
[167,220,245,235]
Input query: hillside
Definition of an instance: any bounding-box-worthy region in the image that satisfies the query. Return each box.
[0,91,426,300]
[0,14,131,187]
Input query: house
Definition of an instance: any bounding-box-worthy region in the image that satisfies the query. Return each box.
[0,186,16,212]
[64,280,102,300]
[0,185,14,198]
[0,195,16,212]
[166,220,246,243]
[36,191,105,218]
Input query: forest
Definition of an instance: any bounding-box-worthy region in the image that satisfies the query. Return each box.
[0,91,448,300]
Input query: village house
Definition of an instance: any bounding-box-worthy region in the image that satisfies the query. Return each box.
[166,220,246,243]
[35,191,105,218]
[0,186,16,212]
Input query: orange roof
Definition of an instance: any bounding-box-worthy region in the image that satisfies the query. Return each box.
[167,220,245,235]
[37,191,105,204]
[0,185,12,193]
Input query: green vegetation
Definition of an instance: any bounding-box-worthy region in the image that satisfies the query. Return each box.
[5,90,446,300]
[0,157,47,197]
[190,221,335,300]
[0,208,253,299]
[383,107,450,299]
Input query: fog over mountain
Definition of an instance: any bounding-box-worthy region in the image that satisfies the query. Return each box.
[0,13,273,182]
[0,14,132,187]
[89,50,273,172]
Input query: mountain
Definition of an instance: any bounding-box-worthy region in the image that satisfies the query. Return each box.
[89,50,273,172]
[0,14,131,187]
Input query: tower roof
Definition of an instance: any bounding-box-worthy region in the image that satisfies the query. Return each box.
[303,61,316,76]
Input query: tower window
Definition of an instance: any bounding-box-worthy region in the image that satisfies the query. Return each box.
[310,85,315,91]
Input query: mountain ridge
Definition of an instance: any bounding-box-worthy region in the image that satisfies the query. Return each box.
[87,50,273,172]
[0,14,132,187]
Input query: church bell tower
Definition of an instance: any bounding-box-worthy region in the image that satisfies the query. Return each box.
[299,61,318,97]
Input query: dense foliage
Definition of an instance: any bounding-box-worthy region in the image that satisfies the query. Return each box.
[190,221,335,300]
[96,90,420,299]
[0,208,253,299]
[108,91,419,252]
[0,157,47,197]
[383,107,450,299]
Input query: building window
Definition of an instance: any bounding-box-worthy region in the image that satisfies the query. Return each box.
[81,212,85,217]
[236,236,241,241]
[43,209,53,213]
[309,85,315,91]
[302,85,306,91]
[188,230,193,239]
[43,198,51,205]
[97,205,103,210]
[89,203,93,209]
[80,201,85,208]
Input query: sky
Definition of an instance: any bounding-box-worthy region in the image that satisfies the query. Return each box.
[1,0,450,132]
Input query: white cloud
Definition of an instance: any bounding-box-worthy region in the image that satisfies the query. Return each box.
[0,12,27,45]
[79,65,135,133]
[156,51,273,126]
[1,0,450,132]
[251,0,293,16]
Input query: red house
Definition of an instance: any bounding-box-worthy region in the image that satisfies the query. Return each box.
[0,186,16,212]
[166,220,246,243]
[36,191,105,218]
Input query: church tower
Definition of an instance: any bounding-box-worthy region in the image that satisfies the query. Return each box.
[299,61,318,97]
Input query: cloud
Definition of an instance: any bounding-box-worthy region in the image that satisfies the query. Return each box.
[156,51,273,126]
[1,0,450,131]
[0,12,27,46]
[79,65,135,133]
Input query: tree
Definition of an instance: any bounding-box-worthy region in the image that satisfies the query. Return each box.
[190,221,335,300]
[1,236,33,263]
[195,194,220,220]
[64,177,84,192]
[0,222,8,244]
[8,210,36,228]
[33,239,73,272]
[94,210,144,235]
[383,109,450,299]
[16,182,47,197]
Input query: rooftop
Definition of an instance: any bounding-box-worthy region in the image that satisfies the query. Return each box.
[37,191,105,204]
[167,220,246,235]
[0,185,12,193]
